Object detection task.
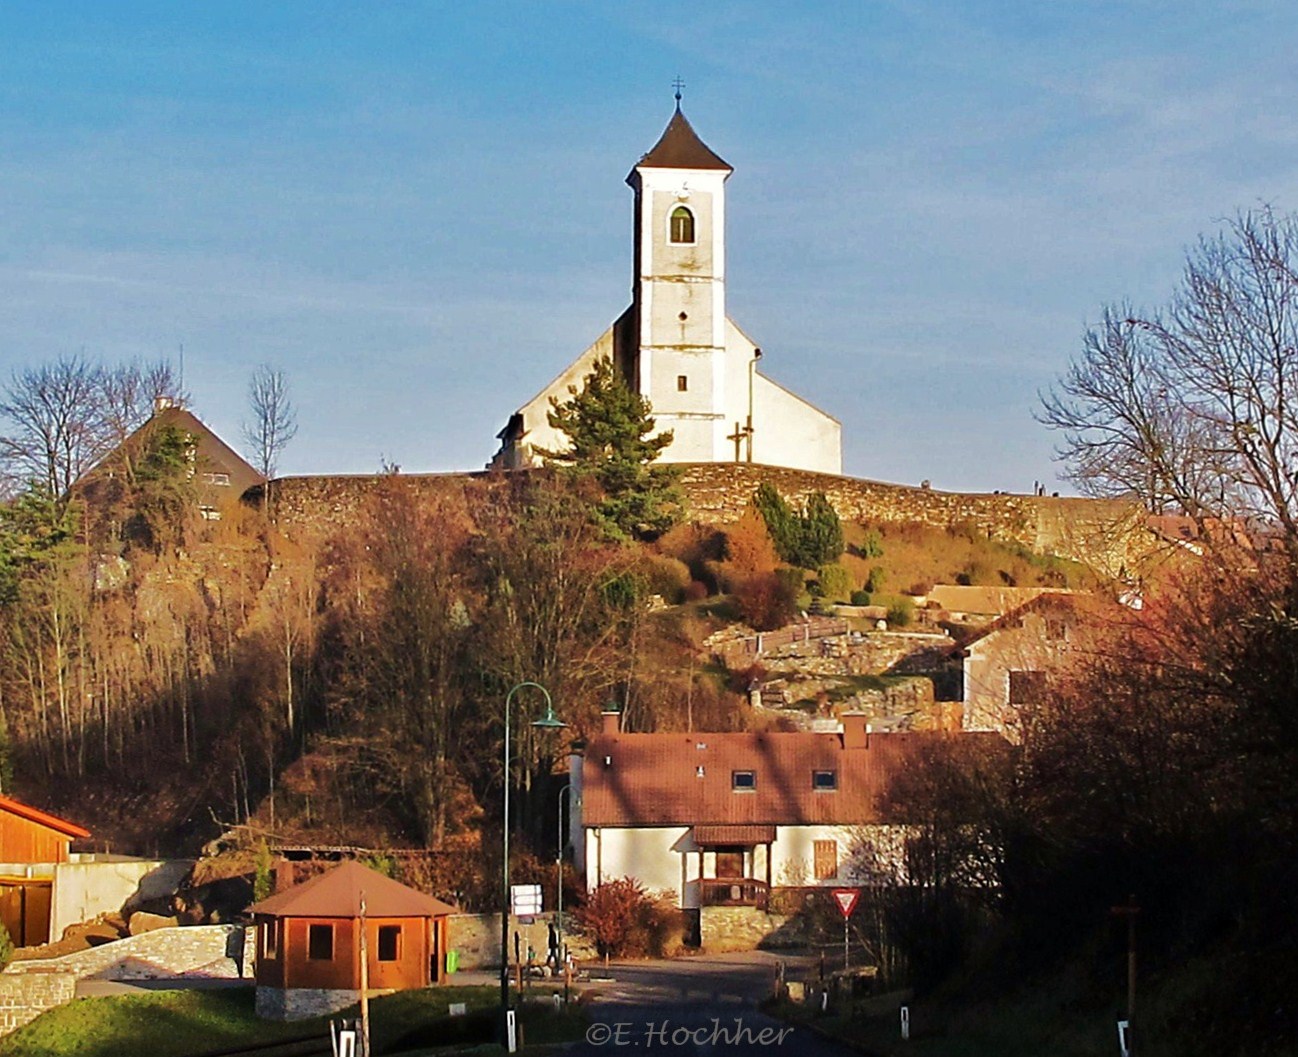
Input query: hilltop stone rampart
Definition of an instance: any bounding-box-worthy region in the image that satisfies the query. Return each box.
[261,464,1142,570]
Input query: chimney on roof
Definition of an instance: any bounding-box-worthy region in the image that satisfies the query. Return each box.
[153,395,175,415]
[273,857,295,893]
[601,705,621,736]
[841,712,870,750]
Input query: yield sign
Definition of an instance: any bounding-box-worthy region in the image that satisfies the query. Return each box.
[832,888,859,919]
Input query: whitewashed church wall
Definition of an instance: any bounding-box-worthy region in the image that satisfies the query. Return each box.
[751,374,842,475]
[510,326,614,464]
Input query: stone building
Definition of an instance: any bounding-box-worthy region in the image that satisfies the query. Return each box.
[960,592,1122,739]
[492,103,841,475]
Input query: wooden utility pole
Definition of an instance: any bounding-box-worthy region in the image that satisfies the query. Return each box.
[1110,895,1139,1055]
[359,892,371,1057]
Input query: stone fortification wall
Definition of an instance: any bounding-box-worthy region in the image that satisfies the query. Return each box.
[263,465,1140,568]
[678,464,1139,567]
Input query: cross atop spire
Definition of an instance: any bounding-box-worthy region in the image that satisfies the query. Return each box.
[672,76,685,110]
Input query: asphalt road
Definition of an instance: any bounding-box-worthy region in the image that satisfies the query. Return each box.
[563,951,858,1057]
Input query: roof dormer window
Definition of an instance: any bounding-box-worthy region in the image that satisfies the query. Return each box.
[670,206,695,244]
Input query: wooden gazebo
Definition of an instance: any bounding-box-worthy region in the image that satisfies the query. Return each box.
[250,861,456,1021]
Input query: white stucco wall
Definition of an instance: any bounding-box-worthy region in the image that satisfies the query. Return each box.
[583,823,915,909]
[50,859,191,939]
[750,374,842,475]
[585,826,695,905]
[498,326,615,467]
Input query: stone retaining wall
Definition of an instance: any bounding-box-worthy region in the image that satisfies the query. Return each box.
[3,924,250,983]
[446,912,594,971]
[0,971,76,1037]
[698,906,791,953]
[256,985,359,1022]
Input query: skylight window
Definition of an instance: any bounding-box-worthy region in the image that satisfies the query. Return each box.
[731,770,756,791]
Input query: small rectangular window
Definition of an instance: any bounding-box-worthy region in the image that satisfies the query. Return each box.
[1009,670,1047,705]
[307,923,334,961]
[814,840,838,880]
[731,770,756,791]
[262,921,278,959]
[812,770,838,791]
[203,472,231,486]
[677,375,688,392]
[377,925,401,962]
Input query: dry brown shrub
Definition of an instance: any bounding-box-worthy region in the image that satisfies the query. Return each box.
[723,507,779,576]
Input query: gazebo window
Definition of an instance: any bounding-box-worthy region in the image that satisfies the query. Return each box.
[307,923,334,961]
[378,925,401,962]
[262,921,278,959]
[670,206,695,244]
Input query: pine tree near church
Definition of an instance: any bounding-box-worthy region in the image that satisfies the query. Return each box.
[543,358,682,540]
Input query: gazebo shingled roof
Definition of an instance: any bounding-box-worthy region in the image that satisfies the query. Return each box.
[249,861,456,919]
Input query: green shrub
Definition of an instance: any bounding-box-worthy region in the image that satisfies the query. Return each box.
[885,596,914,627]
[643,554,692,603]
[866,566,886,593]
[858,528,884,558]
[0,921,12,968]
[252,840,273,904]
[753,485,844,569]
[850,590,871,606]
[818,563,853,602]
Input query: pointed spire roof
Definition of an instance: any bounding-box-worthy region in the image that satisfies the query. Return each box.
[635,108,732,172]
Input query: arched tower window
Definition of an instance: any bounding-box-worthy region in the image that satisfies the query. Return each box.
[670,206,695,244]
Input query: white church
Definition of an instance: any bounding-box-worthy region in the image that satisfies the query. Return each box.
[491,105,842,475]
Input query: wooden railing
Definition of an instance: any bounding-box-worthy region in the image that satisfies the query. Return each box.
[699,878,770,909]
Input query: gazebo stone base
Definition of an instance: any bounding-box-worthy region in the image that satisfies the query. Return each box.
[256,985,359,1021]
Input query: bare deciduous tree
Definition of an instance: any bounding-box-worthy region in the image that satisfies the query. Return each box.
[0,355,106,506]
[1039,207,1298,567]
[0,356,182,508]
[242,365,298,480]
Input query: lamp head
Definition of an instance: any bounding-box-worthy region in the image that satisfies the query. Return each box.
[531,702,567,730]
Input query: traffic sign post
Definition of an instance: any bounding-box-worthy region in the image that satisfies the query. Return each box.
[832,889,859,970]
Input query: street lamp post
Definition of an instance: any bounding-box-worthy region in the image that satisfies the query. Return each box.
[500,681,565,1052]
[556,783,570,972]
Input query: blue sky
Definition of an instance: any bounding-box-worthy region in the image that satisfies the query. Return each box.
[4,1,1298,492]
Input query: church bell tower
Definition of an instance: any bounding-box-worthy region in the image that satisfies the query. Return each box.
[626,101,733,462]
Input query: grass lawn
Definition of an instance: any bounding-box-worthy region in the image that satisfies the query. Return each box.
[0,984,586,1057]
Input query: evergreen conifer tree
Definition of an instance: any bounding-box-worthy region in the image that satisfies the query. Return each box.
[543,358,682,540]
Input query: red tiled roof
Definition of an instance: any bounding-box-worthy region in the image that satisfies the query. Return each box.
[0,794,91,839]
[960,591,1120,651]
[582,730,1006,828]
[249,861,457,919]
[635,109,731,171]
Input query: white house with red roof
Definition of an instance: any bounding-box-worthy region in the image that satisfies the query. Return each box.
[571,710,1004,912]
[491,103,841,474]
